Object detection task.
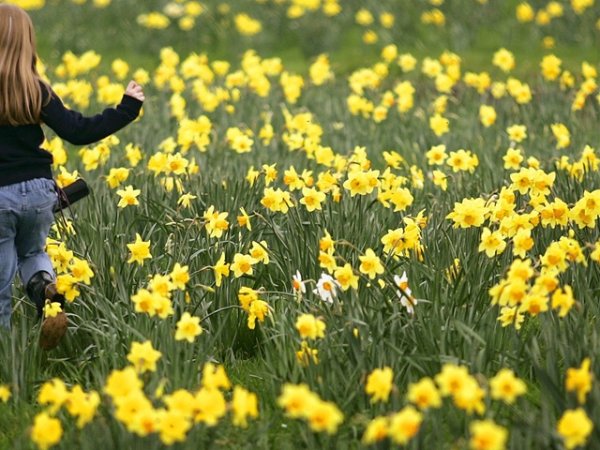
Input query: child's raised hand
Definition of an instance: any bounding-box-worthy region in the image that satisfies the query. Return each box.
[125,81,145,102]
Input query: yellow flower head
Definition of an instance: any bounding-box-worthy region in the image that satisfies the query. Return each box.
[365,367,394,403]
[104,367,143,399]
[170,263,190,290]
[565,358,592,404]
[295,313,326,340]
[38,379,69,414]
[250,241,270,265]
[334,263,359,291]
[306,400,344,434]
[213,252,230,287]
[230,253,257,278]
[175,312,203,343]
[435,363,470,397]
[388,405,423,445]
[232,386,259,428]
[407,377,442,410]
[493,48,515,73]
[362,416,389,444]
[469,419,508,450]
[127,233,152,265]
[557,408,593,449]
[277,383,319,418]
[43,301,62,318]
[0,385,11,403]
[447,198,488,228]
[127,341,162,373]
[489,368,527,404]
[157,409,191,445]
[31,412,63,450]
[201,362,231,391]
[429,113,450,136]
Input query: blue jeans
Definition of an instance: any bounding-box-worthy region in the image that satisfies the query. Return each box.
[0,178,57,328]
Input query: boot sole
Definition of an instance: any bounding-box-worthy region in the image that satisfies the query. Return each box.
[39,312,68,350]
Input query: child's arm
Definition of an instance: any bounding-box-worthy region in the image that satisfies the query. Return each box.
[40,81,144,145]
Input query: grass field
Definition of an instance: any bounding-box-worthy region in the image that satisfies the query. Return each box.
[1,0,600,449]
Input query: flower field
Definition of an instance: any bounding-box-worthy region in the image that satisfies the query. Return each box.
[1,0,600,448]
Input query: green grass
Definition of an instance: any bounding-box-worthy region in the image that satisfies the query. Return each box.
[0,403,36,450]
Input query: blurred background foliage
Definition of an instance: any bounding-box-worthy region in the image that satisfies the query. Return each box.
[27,0,600,75]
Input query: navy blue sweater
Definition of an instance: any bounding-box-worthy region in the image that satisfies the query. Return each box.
[0,83,143,187]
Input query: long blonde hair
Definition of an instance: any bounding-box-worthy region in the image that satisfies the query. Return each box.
[0,4,47,126]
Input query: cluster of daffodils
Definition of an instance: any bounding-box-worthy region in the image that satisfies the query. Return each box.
[106,145,199,212]
[102,360,258,446]
[354,7,403,44]
[294,313,326,366]
[26,349,257,448]
[37,46,597,242]
[79,135,120,171]
[445,144,600,327]
[46,237,94,304]
[380,214,425,260]
[361,361,594,449]
[538,56,598,111]
[490,251,579,328]
[516,1,599,32]
[212,241,270,287]
[211,240,269,286]
[557,144,600,181]
[560,358,595,449]
[353,3,490,43]
[314,225,421,309]
[354,1,600,47]
[237,287,271,330]
[284,0,341,20]
[200,224,418,318]
[130,263,190,322]
[30,378,100,450]
[39,50,218,201]
[135,0,340,34]
[137,1,204,31]
[364,364,498,446]
[148,152,198,189]
[153,48,291,117]
[24,0,600,54]
[425,144,479,181]
[345,45,598,135]
[514,1,562,25]
[47,51,149,108]
[277,383,344,435]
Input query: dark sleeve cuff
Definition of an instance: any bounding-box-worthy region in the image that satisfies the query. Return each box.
[118,95,143,119]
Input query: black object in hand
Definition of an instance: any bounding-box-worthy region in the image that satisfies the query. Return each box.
[54,179,91,212]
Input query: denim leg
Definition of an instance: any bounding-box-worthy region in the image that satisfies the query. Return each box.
[16,180,57,287]
[0,210,18,329]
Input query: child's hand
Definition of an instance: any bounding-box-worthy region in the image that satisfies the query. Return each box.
[125,81,145,102]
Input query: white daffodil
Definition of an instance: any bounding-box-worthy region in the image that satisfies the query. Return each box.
[292,270,306,294]
[393,271,417,315]
[313,273,340,304]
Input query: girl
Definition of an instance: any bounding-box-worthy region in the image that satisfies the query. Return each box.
[0,4,144,349]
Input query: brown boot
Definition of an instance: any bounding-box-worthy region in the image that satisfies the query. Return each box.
[39,283,68,350]
[26,272,68,350]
